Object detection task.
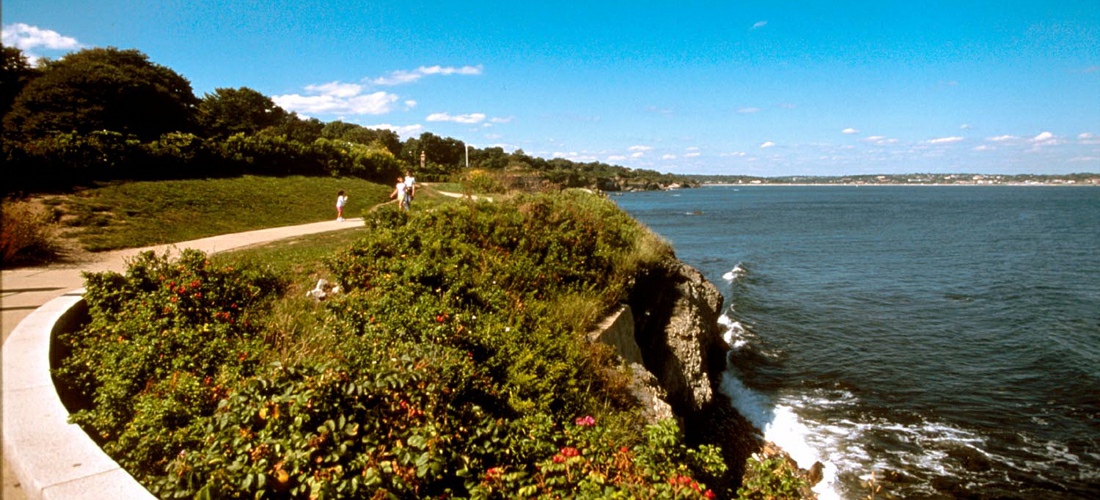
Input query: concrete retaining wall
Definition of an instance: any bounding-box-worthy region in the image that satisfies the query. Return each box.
[2,290,154,500]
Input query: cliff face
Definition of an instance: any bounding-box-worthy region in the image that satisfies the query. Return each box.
[629,259,726,414]
[626,255,764,485]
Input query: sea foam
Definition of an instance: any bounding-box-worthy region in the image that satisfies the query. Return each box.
[718,317,842,500]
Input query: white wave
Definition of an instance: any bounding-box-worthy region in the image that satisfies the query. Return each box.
[718,314,750,348]
[720,372,843,500]
[722,263,747,281]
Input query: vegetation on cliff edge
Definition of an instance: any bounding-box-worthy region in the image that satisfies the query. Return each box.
[56,191,734,499]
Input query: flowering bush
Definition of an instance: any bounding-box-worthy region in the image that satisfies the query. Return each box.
[59,192,734,498]
[55,249,281,479]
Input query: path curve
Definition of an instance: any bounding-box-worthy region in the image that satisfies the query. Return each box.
[1,218,364,500]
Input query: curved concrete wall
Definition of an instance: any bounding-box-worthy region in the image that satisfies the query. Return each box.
[2,290,155,500]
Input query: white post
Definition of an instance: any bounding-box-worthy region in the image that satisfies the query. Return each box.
[465,143,470,169]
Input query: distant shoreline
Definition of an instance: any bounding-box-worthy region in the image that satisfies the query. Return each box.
[699,182,1098,187]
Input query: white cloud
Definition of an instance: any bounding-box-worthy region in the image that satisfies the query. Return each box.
[721,152,747,157]
[305,82,363,98]
[372,65,483,86]
[2,23,83,65]
[927,136,964,144]
[960,124,972,130]
[426,112,487,124]
[752,21,768,29]
[554,151,598,162]
[606,155,627,161]
[684,152,701,158]
[760,141,775,149]
[490,116,514,124]
[2,23,81,51]
[662,154,677,160]
[737,107,761,114]
[1030,131,1061,148]
[630,152,645,158]
[842,128,859,135]
[1079,133,1100,145]
[861,136,898,145]
[404,100,418,109]
[628,145,653,152]
[973,145,994,151]
[272,89,398,115]
[368,123,423,137]
[987,134,1018,142]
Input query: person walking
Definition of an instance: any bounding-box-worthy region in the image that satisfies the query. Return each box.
[390,177,409,212]
[403,170,417,201]
[336,190,348,221]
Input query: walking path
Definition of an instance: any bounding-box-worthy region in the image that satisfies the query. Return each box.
[2,218,364,499]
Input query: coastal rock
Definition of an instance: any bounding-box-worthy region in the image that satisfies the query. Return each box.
[629,258,728,414]
[588,305,674,423]
[626,362,676,423]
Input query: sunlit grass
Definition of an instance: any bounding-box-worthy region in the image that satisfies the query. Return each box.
[58,176,391,251]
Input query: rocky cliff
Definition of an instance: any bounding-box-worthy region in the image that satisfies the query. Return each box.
[589,248,822,497]
[624,256,763,484]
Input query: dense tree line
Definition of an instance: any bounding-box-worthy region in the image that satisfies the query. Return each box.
[1,46,691,194]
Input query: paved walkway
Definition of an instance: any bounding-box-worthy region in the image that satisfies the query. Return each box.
[1,218,364,499]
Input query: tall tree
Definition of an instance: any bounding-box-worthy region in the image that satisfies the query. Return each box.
[0,47,40,119]
[321,121,402,156]
[198,87,286,138]
[3,47,198,140]
[262,113,324,143]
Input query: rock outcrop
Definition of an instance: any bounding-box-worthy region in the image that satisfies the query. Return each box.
[628,258,729,415]
[589,250,822,497]
[628,255,767,490]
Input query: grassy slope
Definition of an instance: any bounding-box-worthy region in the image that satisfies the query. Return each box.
[53,176,392,251]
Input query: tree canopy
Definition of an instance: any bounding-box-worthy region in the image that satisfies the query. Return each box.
[197,87,286,138]
[4,47,198,141]
[0,47,40,119]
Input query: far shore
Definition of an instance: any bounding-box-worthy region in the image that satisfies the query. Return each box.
[698,182,1098,187]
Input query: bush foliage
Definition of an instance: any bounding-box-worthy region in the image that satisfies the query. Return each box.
[57,192,735,499]
[0,199,60,266]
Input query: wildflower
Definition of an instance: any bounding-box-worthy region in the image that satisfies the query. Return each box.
[574,415,596,427]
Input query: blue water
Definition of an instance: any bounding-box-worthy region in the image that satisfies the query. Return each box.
[614,186,1100,499]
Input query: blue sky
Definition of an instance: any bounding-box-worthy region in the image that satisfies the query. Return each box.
[4,1,1098,176]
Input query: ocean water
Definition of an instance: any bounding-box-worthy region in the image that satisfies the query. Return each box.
[614,186,1100,499]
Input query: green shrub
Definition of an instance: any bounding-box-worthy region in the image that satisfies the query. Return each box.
[736,454,809,500]
[59,192,729,499]
[55,249,282,479]
[0,199,60,267]
[459,169,508,194]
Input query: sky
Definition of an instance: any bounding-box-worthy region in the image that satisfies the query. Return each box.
[3,0,1099,176]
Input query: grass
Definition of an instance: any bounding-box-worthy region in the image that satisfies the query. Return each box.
[210,226,370,366]
[55,176,392,251]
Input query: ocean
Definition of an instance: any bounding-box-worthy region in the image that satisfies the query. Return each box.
[613,186,1099,499]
